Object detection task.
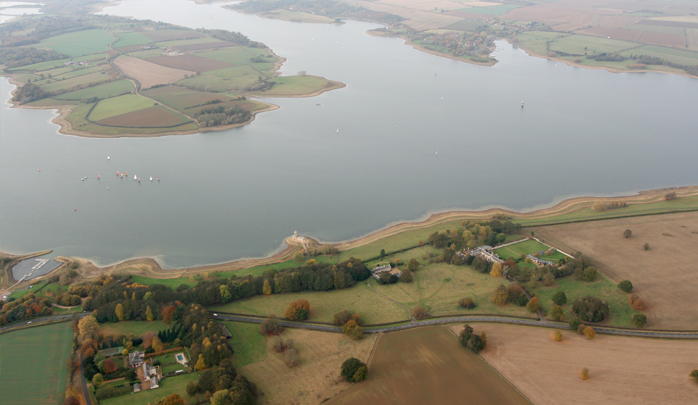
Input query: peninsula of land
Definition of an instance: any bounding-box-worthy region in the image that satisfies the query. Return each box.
[1,13,344,137]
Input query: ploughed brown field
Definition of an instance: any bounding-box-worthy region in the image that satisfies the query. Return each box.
[458,324,698,405]
[113,56,193,89]
[533,211,698,329]
[638,31,686,47]
[96,106,191,127]
[146,54,232,72]
[327,326,530,405]
[578,27,642,42]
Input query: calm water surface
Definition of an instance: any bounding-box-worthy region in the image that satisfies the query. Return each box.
[1,0,697,268]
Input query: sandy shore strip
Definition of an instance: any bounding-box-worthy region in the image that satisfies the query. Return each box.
[6,185,697,287]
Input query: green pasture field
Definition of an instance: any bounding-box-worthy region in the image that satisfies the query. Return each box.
[515,31,566,55]
[37,29,113,57]
[39,72,109,93]
[37,66,103,82]
[98,320,169,337]
[0,322,74,405]
[619,45,698,66]
[88,94,156,121]
[142,85,231,110]
[262,9,334,23]
[368,262,533,319]
[223,321,267,367]
[100,372,201,405]
[55,79,134,100]
[154,37,221,48]
[5,57,72,73]
[140,29,206,43]
[184,99,265,115]
[113,31,153,48]
[254,75,332,96]
[532,275,638,327]
[176,65,262,92]
[66,102,198,135]
[195,47,271,66]
[210,281,408,325]
[547,34,639,55]
[442,19,489,32]
[126,49,164,58]
[8,282,47,299]
[462,4,521,15]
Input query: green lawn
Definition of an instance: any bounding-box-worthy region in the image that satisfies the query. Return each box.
[0,322,74,405]
[223,321,267,367]
[98,320,169,337]
[55,79,134,100]
[162,363,185,373]
[8,280,48,299]
[88,94,156,121]
[100,372,202,405]
[38,29,113,57]
[532,275,639,327]
[210,281,408,325]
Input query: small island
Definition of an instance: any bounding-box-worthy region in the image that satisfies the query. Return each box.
[1,14,344,137]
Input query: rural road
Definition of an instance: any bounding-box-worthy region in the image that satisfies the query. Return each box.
[213,313,698,340]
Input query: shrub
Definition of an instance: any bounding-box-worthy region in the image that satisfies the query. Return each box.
[582,267,597,282]
[412,304,430,319]
[342,320,364,340]
[552,291,567,306]
[492,284,510,306]
[284,348,300,368]
[632,313,647,327]
[333,309,352,326]
[623,229,632,238]
[401,270,413,282]
[618,280,633,293]
[580,368,589,380]
[273,337,287,353]
[569,318,582,331]
[458,324,486,353]
[690,370,698,381]
[341,358,367,382]
[553,330,563,342]
[542,272,555,286]
[577,324,587,335]
[665,192,677,200]
[572,296,609,322]
[549,305,565,321]
[643,243,650,251]
[259,315,284,335]
[186,381,200,397]
[583,326,596,340]
[285,299,310,321]
[458,297,475,309]
[352,365,368,382]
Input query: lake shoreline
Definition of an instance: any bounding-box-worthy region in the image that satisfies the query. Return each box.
[4,185,696,285]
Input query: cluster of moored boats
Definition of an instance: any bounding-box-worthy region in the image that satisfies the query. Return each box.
[113,170,159,183]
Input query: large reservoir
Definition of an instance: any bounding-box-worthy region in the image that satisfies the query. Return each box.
[1,0,697,268]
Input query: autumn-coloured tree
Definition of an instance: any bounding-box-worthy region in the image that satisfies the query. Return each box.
[122,348,128,356]
[526,297,540,313]
[284,299,310,321]
[92,373,104,387]
[580,368,589,380]
[263,279,272,295]
[629,294,645,310]
[583,326,596,340]
[160,305,176,324]
[342,320,364,340]
[284,348,300,368]
[145,306,154,321]
[490,262,502,277]
[152,336,164,352]
[78,315,99,343]
[341,358,367,382]
[542,272,555,286]
[412,304,430,319]
[115,303,124,321]
[493,284,509,306]
[401,270,413,282]
[158,394,185,405]
[549,305,564,321]
[408,258,420,272]
[553,330,563,342]
[194,353,206,371]
[103,359,117,374]
[577,324,587,335]
[458,297,475,309]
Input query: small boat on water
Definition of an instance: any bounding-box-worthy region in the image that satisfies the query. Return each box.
[120,174,123,178]
[149,177,153,181]
[107,156,110,160]
[157,177,160,181]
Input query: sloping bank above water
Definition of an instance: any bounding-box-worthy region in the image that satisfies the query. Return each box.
[6,185,696,286]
